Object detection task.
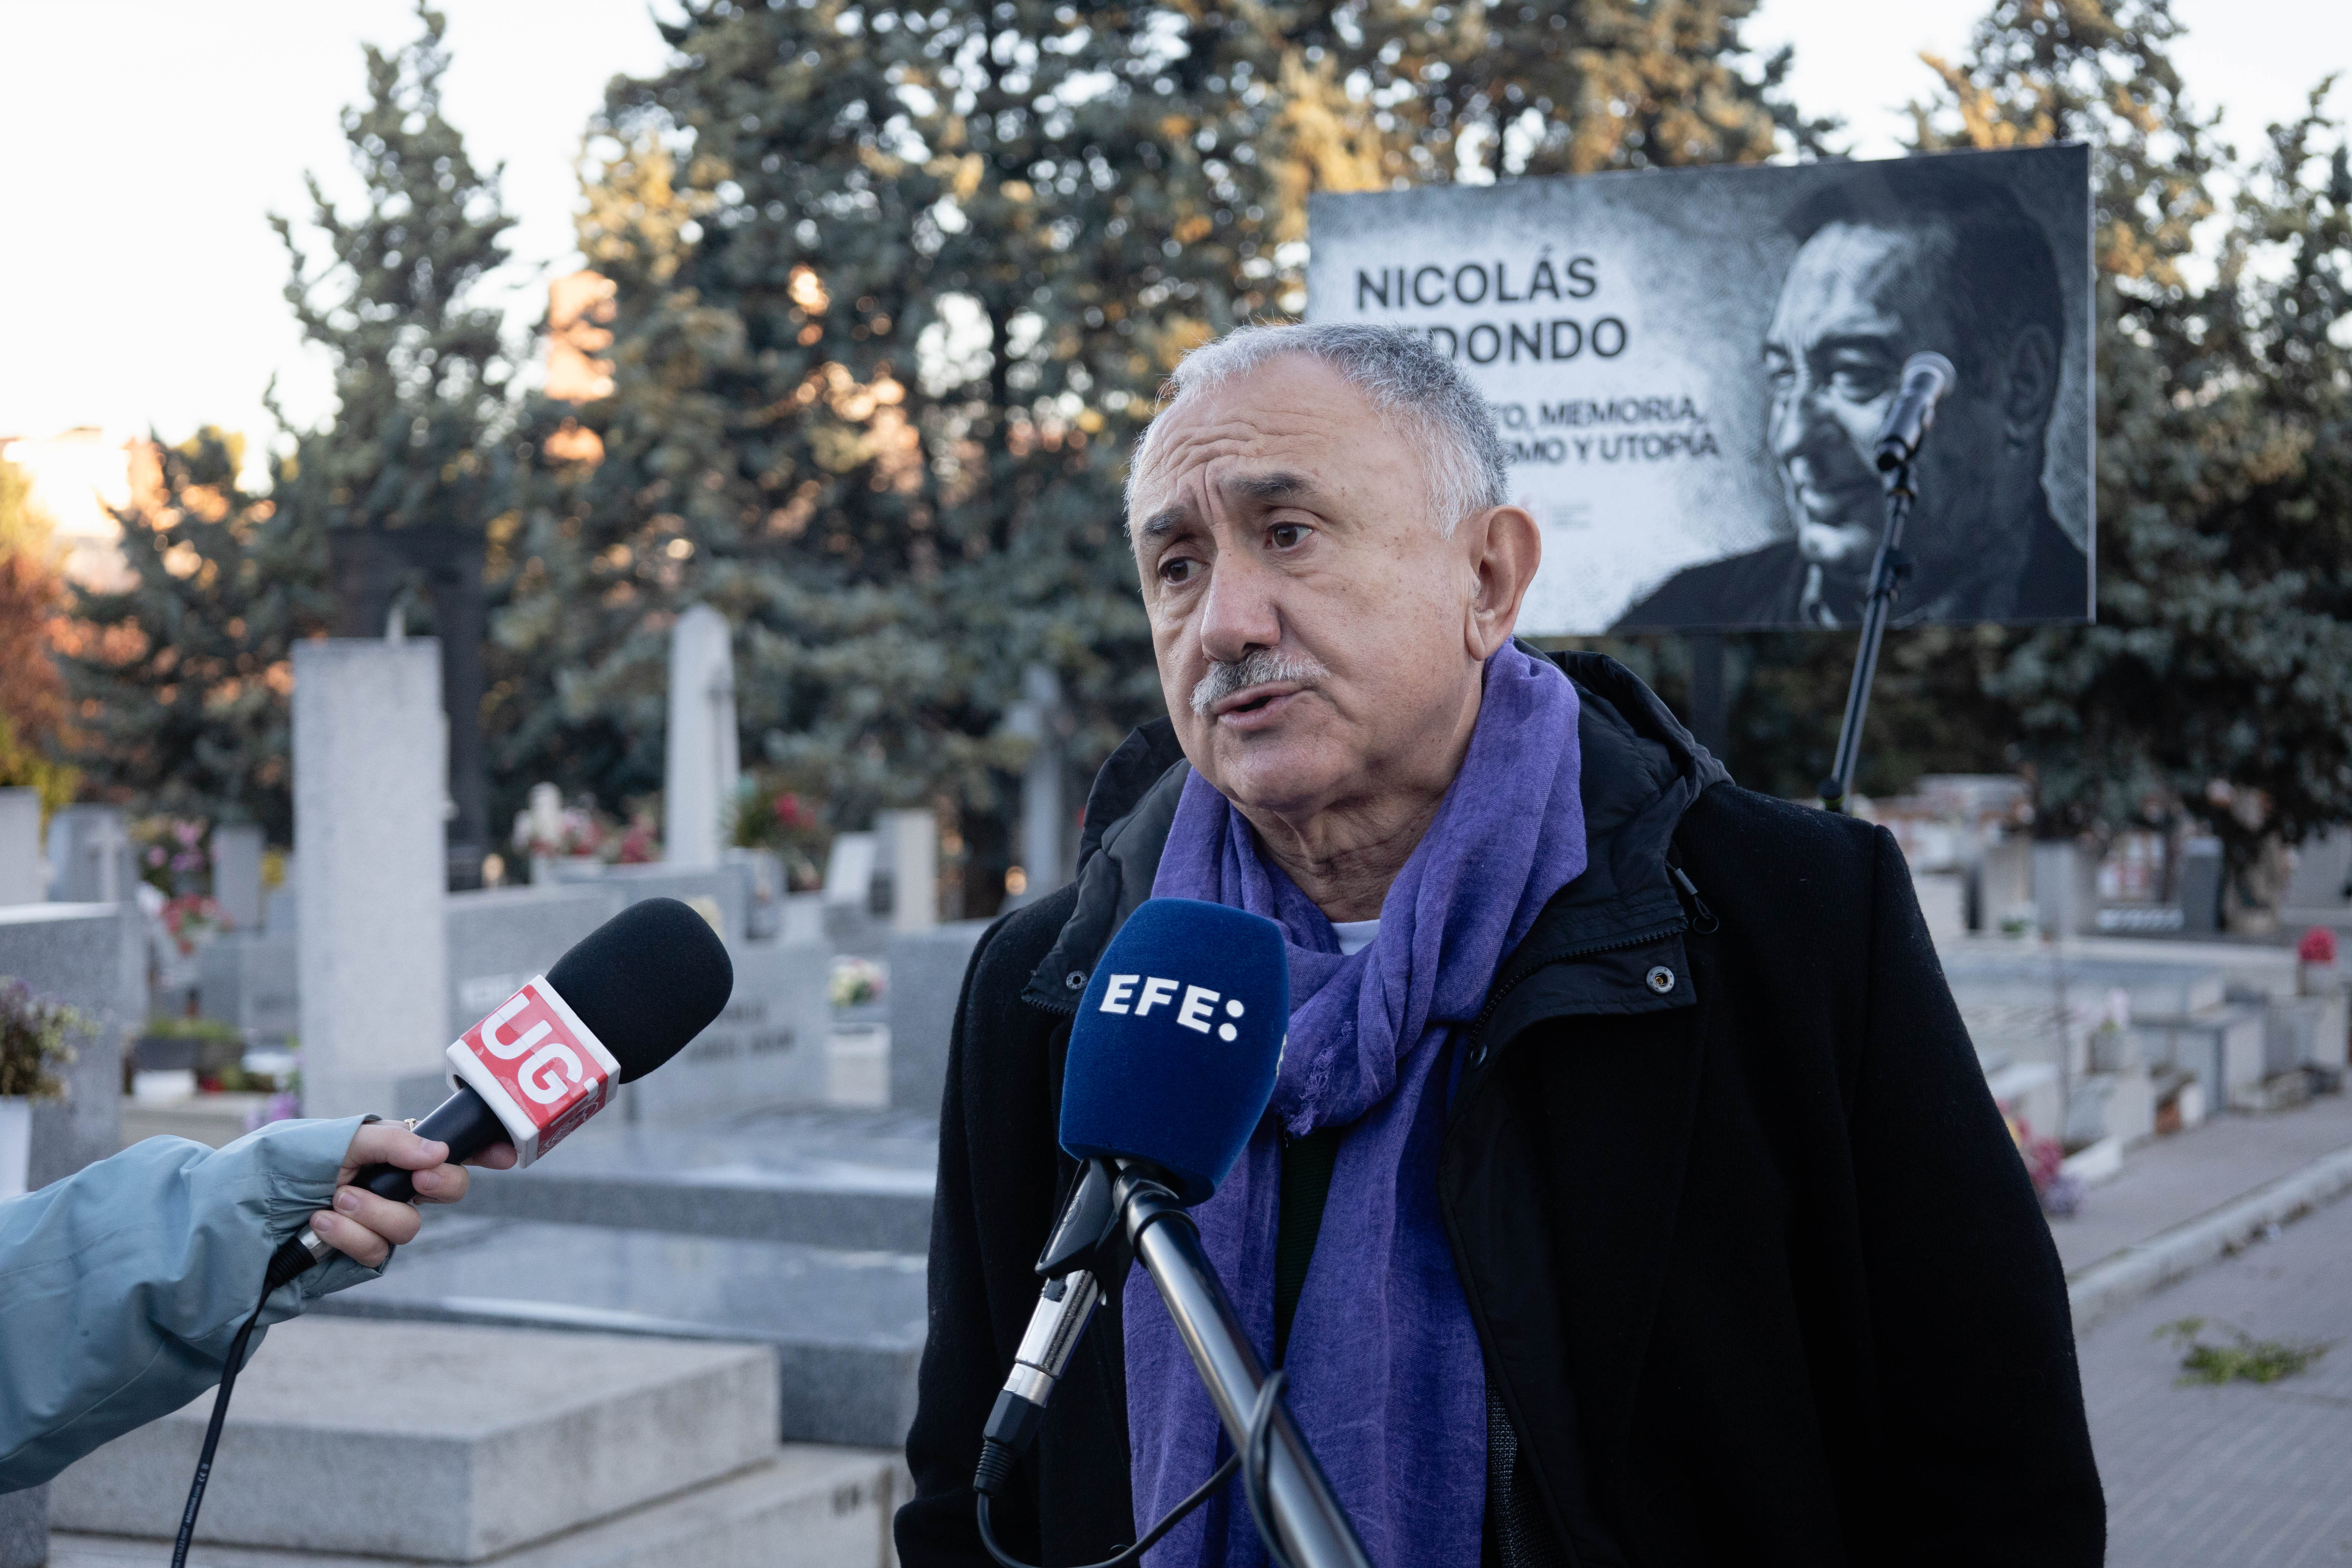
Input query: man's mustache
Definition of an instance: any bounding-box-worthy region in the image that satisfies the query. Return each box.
[1190,650,1331,717]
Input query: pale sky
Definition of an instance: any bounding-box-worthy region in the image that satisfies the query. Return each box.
[0,0,2343,458]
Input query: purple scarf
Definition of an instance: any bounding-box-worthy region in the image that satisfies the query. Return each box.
[1133,643,1588,1566]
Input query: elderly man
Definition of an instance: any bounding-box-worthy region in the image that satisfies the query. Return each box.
[899,323,2102,1566]
[1616,164,2090,631]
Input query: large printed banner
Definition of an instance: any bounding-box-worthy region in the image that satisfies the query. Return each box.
[1306,146,2094,635]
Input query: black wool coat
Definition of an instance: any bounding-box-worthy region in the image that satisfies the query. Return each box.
[895,652,2104,1568]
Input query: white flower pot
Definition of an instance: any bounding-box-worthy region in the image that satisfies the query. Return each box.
[0,1095,31,1202]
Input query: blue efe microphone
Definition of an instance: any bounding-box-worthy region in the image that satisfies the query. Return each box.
[975,897,1292,1508]
[1059,897,1291,1205]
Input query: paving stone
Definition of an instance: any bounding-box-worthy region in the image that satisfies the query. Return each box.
[47,1318,777,1562]
[309,1216,926,1448]
[48,1444,900,1568]
[2076,1171,2352,1566]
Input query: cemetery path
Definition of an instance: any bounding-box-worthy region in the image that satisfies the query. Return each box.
[2077,1174,2352,1566]
[2048,1093,2352,1274]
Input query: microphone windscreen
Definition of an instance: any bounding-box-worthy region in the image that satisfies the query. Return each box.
[1059,898,1289,1205]
[547,897,735,1082]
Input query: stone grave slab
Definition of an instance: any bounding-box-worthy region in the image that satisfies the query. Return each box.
[547,861,750,948]
[0,903,136,1184]
[444,884,627,1038]
[887,920,991,1112]
[311,1217,925,1448]
[0,1484,44,1568]
[458,1105,935,1251]
[294,640,447,1121]
[47,1318,776,1562]
[624,937,831,1122]
[48,1447,900,1568]
[199,932,300,1044]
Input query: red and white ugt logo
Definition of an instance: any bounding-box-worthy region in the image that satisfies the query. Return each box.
[443,976,622,1166]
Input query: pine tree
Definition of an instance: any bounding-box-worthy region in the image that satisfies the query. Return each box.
[1896,0,2352,896]
[59,431,330,839]
[271,2,518,880]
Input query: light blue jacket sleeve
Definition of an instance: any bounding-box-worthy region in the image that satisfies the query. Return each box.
[0,1117,387,1493]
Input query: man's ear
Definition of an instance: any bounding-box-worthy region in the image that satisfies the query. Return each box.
[1463,504,1542,660]
[2001,325,2059,444]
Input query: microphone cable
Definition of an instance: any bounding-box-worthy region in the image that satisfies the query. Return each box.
[973,1369,1292,1568]
[170,1231,350,1568]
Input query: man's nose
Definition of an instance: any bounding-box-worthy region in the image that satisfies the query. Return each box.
[1196,552,1282,667]
[1770,376,1836,466]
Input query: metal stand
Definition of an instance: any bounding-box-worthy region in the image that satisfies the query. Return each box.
[1817,458,1916,815]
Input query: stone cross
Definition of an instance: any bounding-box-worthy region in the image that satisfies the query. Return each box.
[664,604,740,869]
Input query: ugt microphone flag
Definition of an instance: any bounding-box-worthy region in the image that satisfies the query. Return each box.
[1306,144,2094,635]
[444,977,620,1166]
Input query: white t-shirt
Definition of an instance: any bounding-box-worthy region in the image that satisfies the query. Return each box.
[1332,918,1381,957]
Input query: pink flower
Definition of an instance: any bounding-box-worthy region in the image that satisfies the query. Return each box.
[2298,926,2337,966]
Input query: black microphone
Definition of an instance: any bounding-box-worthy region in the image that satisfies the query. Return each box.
[274,897,733,1275]
[1873,351,1957,470]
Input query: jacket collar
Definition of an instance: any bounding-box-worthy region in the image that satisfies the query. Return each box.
[1021,647,1727,1020]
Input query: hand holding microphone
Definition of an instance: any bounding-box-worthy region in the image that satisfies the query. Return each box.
[303,1121,518,1270]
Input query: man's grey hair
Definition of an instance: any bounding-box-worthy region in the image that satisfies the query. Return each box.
[1125,322,1510,536]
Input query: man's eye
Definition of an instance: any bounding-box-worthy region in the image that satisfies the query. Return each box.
[1268,523,1308,550]
[1159,557,1200,585]
[1827,362,1891,401]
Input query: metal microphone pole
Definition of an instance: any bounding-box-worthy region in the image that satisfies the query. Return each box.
[1817,456,1915,815]
[1118,1171,1375,1568]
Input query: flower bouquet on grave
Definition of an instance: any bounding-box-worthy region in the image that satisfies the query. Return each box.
[2297,926,2340,996]
[0,978,84,1200]
[733,773,834,893]
[830,956,887,1009]
[2003,1106,2080,1218]
[608,808,661,865]
[134,816,214,899]
[160,894,227,958]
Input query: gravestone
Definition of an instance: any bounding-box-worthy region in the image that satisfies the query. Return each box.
[876,809,938,932]
[2032,840,2099,938]
[728,847,784,939]
[47,804,130,904]
[211,822,265,932]
[665,603,740,869]
[888,919,992,1113]
[0,903,138,1184]
[1009,663,1074,896]
[444,883,627,1040]
[197,931,299,1044]
[294,640,449,1121]
[2179,837,2226,934]
[548,860,751,947]
[0,787,41,906]
[822,832,884,954]
[629,936,833,1122]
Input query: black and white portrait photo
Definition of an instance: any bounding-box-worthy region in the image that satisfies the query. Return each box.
[1307,145,2094,635]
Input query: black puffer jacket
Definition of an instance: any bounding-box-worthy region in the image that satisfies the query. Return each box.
[896,652,2103,1567]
